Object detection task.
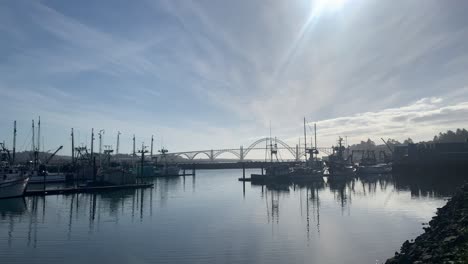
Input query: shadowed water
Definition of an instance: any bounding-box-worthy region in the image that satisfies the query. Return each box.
[0,169,463,264]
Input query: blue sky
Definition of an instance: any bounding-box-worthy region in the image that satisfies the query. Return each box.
[2,0,468,158]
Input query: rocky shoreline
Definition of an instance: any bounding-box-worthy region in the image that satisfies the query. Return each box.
[386,184,468,264]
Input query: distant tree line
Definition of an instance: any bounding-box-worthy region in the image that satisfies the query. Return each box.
[348,128,468,152]
[432,128,468,143]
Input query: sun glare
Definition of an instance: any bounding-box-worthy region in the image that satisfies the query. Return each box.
[314,0,347,12]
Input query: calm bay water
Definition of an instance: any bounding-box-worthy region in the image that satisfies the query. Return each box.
[0,169,459,264]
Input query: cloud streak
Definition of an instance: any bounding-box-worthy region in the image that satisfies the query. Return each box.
[311,96,468,147]
[1,0,468,156]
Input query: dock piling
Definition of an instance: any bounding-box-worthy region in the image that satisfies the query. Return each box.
[242,163,245,179]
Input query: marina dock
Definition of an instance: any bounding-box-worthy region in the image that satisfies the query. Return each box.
[24,183,153,196]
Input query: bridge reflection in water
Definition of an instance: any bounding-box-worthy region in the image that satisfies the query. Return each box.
[0,170,465,264]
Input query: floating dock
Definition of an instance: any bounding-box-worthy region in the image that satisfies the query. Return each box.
[238,178,252,182]
[25,183,154,196]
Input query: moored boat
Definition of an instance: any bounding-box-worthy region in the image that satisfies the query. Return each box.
[357,163,392,175]
[28,166,66,183]
[327,137,355,178]
[356,150,392,175]
[0,163,29,199]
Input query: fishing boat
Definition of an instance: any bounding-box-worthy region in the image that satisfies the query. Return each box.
[28,145,65,184]
[98,147,136,185]
[153,148,180,177]
[251,119,324,183]
[251,164,290,182]
[0,162,29,199]
[327,137,355,178]
[357,163,392,175]
[0,123,29,198]
[289,165,324,182]
[356,150,392,175]
[0,146,29,199]
[154,164,180,176]
[28,166,67,183]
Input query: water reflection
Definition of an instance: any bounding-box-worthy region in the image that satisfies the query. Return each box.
[252,172,466,242]
[0,170,465,264]
[0,198,26,217]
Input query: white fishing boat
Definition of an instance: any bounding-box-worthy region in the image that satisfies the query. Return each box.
[0,163,29,199]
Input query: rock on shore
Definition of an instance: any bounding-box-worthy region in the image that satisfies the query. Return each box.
[386,184,468,264]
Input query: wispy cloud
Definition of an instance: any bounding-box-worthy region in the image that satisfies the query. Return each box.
[1,0,468,156]
[310,96,468,147]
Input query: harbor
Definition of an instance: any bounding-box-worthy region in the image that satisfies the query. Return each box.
[0,168,463,264]
[1,118,467,263]
[2,0,468,263]
[0,117,394,200]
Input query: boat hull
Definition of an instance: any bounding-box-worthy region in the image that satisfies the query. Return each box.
[250,173,324,183]
[0,177,29,199]
[29,173,66,184]
[154,166,180,177]
[357,164,392,175]
[327,166,355,179]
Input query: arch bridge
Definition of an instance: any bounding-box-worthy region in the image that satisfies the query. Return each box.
[158,137,333,162]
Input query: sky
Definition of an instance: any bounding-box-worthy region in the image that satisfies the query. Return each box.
[1,0,468,159]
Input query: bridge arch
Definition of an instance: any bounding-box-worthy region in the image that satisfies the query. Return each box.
[191,152,212,160]
[173,153,192,160]
[213,149,241,160]
[244,137,296,159]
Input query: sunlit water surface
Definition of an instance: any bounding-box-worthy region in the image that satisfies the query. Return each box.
[0,169,459,264]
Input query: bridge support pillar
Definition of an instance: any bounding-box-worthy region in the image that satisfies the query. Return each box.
[240,146,244,162]
[210,149,214,162]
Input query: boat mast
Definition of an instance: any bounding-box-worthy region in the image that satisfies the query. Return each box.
[71,128,75,165]
[303,117,307,161]
[314,123,317,160]
[32,119,38,169]
[38,116,41,154]
[32,120,35,153]
[150,135,154,159]
[269,121,273,163]
[98,130,104,155]
[116,131,121,155]
[132,134,136,158]
[12,120,16,164]
[90,128,94,163]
